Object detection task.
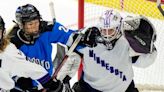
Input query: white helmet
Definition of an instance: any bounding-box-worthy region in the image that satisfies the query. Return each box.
[98,9,122,43]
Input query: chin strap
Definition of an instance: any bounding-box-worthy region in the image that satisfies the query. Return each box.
[17,29,39,44]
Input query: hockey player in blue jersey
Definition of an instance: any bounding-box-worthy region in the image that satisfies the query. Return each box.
[0,15,75,92]
[72,9,157,92]
[8,4,81,92]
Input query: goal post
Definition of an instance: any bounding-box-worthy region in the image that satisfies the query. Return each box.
[78,0,84,29]
[77,0,164,91]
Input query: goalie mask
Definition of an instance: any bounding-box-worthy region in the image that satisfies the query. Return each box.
[0,16,5,45]
[98,9,122,49]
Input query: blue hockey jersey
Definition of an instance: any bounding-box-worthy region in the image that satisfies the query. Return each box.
[9,21,75,87]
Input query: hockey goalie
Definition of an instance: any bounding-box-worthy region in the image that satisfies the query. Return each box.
[71,9,157,92]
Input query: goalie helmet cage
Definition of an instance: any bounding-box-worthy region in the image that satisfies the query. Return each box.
[77,0,164,92]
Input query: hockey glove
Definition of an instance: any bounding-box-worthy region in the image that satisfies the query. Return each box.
[78,26,101,47]
[123,15,156,53]
[42,78,73,92]
[16,77,33,90]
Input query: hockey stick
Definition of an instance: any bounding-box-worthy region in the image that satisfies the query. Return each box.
[49,1,67,72]
[52,32,84,79]
[157,0,164,16]
[52,25,91,79]
[49,1,56,23]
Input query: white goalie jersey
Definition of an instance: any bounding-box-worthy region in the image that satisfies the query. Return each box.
[78,36,157,92]
[0,43,48,90]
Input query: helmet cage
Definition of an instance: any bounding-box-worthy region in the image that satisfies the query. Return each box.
[100,27,121,42]
[99,9,122,43]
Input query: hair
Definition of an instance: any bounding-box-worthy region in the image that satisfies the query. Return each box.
[0,37,10,53]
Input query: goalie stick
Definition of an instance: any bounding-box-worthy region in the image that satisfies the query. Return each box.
[52,31,85,79]
[49,1,66,72]
[49,1,56,23]
[49,1,67,74]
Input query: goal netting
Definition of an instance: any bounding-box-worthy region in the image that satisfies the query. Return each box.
[78,0,164,92]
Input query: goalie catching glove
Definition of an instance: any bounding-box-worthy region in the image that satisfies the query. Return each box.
[122,15,156,54]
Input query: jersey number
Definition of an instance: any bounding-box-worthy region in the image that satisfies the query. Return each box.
[59,26,69,32]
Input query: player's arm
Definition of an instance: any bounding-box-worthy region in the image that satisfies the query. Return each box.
[123,15,157,67]
[129,47,157,68]
[8,44,51,88]
[48,21,101,48]
[0,69,15,90]
[48,22,76,45]
[7,43,73,91]
[65,26,101,50]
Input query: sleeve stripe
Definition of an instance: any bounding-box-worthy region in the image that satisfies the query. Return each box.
[37,73,51,85]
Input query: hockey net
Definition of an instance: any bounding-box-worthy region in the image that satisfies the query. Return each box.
[78,0,164,92]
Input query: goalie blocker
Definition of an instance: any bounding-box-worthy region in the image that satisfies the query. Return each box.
[123,15,156,54]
